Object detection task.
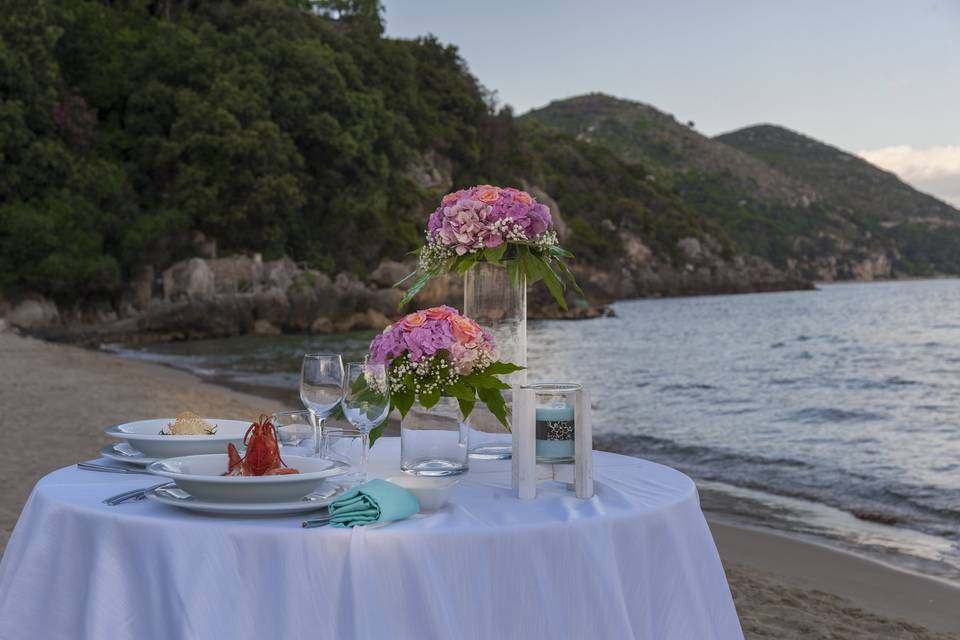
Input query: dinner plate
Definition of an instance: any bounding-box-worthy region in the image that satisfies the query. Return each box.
[99,444,158,467]
[104,418,251,459]
[147,454,351,503]
[144,483,345,516]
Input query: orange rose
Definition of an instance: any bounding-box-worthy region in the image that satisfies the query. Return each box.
[451,314,484,345]
[476,186,500,203]
[515,191,533,205]
[401,311,428,329]
[425,306,455,321]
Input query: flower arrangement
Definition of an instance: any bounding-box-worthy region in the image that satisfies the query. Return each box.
[397,185,581,308]
[368,305,522,427]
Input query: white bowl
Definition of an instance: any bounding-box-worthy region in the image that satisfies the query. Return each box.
[105,418,252,459]
[148,454,349,503]
[387,475,459,511]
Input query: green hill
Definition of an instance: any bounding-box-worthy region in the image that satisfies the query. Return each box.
[524,94,960,279]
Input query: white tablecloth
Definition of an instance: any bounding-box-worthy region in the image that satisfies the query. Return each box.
[0,438,742,640]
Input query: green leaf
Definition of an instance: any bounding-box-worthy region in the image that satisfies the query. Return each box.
[484,243,507,265]
[482,361,524,375]
[462,373,509,389]
[369,424,384,447]
[393,268,420,288]
[419,387,440,409]
[477,387,509,428]
[537,256,567,309]
[517,245,543,285]
[457,397,476,420]
[454,253,478,275]
[397,270,434,308]
[447,380,476,401]
[555,259,585,296]
[392,390,414,417]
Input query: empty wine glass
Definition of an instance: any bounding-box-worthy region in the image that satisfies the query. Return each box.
[300,353,344,456]
[341,362,390,480]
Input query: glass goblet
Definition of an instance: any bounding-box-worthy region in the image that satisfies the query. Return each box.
[341,362,391,480]
[300,353,344,456]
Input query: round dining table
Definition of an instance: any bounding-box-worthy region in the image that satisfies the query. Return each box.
[0,438,743,640]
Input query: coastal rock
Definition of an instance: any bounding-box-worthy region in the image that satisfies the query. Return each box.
[286,283,320,331]
[253,319,282,336]
[310,317,333,334]
[263,257,300,292]
[162,258,215,302]
[253,287,290,325]
[366,287,405,315]
[126,266,155,312]
[851,253,892,281]
[208,255,263,294]
[368,260,411,288]
[408,150,453,191]
[7,297,60,330]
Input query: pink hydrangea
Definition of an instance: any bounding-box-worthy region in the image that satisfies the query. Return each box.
[369,306,497,375]
[427,185,553,254]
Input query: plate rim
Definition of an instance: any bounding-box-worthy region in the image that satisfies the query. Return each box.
[143,484,342,515]
[147,454,350,484]
[99,444,157,467]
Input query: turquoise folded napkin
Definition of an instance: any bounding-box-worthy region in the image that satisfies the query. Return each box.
[328,479,420,528]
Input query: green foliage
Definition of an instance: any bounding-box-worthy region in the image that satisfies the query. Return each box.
[386,352,521,428]
[1,0,495,300]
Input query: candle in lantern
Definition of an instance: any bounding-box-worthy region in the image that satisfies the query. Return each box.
[535,403,575,462]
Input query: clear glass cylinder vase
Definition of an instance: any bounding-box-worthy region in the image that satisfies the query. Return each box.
[463,262,527,459]
[400,397,470,476]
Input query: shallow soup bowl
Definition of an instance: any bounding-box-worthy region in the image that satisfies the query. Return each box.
[147,454,350,503]
[104,418,252,459]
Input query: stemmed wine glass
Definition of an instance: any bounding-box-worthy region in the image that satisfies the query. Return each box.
[341,362,391,480]
[300,353,344,456]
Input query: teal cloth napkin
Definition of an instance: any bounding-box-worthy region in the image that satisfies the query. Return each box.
[328,479,420,528]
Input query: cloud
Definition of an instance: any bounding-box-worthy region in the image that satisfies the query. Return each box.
[858,145,960,207]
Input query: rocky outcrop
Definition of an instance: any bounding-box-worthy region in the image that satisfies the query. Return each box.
[7,296,60,331]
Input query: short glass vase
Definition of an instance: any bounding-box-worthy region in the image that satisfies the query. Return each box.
[400,397,469,476]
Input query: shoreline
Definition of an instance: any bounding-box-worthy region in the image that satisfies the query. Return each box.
[1,330,958,637]
[711,521,960,635]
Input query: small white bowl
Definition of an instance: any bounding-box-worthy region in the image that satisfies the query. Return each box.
[148,454,349,503]
[387,475,459,511]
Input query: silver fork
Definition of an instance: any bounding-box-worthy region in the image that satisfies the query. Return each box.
[103,482,174,506]
[78,462,153,476]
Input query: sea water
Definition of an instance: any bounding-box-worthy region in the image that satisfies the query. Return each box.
[109,279,960,583]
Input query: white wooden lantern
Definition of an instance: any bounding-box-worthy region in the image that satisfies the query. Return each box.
[511,383,594,499]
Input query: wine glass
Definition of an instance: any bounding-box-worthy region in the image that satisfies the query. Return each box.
[300,353,344,456]
[341,362,390,480]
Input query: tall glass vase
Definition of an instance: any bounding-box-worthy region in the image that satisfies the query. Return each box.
[463,262,527,459]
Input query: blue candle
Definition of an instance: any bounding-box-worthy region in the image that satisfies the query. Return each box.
[535,404,575,462]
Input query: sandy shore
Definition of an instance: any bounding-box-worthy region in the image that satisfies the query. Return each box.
[0,330,957,638]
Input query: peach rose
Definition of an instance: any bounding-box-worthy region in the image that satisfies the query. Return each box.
[401,311,428,329]
[425,306,455,321]
[476,186,500,203]
[451,314,484,345]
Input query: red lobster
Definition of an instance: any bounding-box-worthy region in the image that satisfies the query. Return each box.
[223,415,299,476]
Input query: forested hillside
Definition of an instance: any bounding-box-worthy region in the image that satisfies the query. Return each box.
[3,0,956,329]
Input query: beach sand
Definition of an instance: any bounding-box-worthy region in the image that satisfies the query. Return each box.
[0,331,958,638]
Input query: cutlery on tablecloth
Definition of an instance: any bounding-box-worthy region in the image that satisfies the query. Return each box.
[77,462,153,475]
[301,512,334,528]
[103,482,174,506]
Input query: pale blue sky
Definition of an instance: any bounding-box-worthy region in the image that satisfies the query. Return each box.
[382,0,960,204]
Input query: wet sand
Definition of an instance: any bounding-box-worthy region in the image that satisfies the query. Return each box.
[0,331,957,638]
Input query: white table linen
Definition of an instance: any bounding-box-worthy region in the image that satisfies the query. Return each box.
[0,438,742,640]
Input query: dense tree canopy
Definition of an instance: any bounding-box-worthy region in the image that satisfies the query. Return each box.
[0,0,716,302]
